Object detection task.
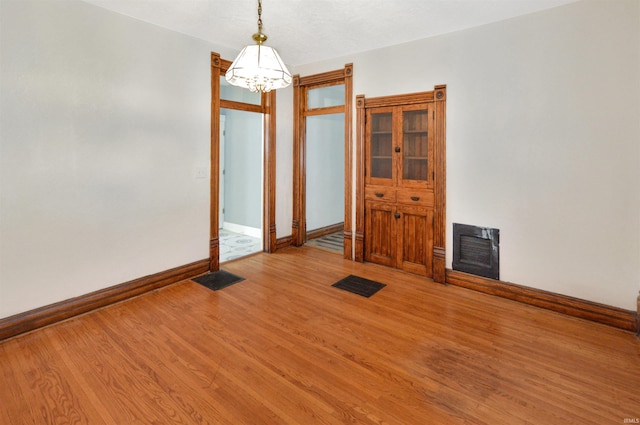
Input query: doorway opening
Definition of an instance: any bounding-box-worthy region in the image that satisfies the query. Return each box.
[209,53,277,271]
[219,109,264,262]
[292,64,353,258]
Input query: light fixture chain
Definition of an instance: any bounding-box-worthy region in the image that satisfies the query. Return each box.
[257,0,263,33]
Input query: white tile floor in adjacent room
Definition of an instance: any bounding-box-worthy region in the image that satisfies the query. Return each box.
[219,229,261,263]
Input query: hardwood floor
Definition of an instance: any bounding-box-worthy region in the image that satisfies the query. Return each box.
[1,246,639,424]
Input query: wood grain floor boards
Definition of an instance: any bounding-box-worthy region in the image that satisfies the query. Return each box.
[1,246,638,424]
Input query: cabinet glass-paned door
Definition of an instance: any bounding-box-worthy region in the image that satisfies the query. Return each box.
[401,107,429,182]
[369,111,393,180]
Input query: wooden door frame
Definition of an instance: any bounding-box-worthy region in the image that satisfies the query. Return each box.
[292,64,354,259]
[355,85,447,283]
[209,52,277,271]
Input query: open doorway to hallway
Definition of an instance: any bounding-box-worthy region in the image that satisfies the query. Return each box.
[291,64,353,258]
[219,109,263,263]
[305,111,345,254]
[209,53,277,270]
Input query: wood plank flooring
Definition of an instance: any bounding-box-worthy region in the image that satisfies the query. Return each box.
[1,246,639,424]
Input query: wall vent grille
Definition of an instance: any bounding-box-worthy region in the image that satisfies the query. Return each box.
[453,223,499,280]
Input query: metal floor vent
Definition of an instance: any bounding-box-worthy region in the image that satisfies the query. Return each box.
[453,223,499,280]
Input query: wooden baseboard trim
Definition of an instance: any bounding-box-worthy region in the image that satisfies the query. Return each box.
[306,222,344,240]
[446,270,638,332]
[0,259,209,341]
[276,236,293,251]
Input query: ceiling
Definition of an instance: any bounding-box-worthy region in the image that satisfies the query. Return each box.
[82,0,577,67]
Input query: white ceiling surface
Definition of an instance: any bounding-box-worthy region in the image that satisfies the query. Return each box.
[82,0,577,66]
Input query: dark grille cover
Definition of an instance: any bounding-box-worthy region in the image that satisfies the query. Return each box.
[453,223,499,279]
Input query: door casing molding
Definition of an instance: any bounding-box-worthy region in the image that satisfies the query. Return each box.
[210,52,277,271]
[291,64,354,259]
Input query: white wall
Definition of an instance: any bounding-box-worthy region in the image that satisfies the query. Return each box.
[0,0,233,318]
[222,109,263,229]
[292,0,640,310]
[306,113,345,231]
[1,0,637,318]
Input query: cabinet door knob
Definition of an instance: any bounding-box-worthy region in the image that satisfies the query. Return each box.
[394,213,401,219]
[375,192,384,198]
[395,147,401,153]
[411,196,420,201]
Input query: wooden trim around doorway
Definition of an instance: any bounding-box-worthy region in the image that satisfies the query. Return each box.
[263,90,277,253]
[211,52,278,267]
[354,95,365,262]
[291,64,353,259]
[210,53,222,272]
[432,85,447,283]
[343,65,354,259]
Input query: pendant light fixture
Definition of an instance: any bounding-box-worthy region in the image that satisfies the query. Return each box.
[225,0,292,93]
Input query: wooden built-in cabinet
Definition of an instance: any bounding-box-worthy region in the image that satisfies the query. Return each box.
[357,86,446,280]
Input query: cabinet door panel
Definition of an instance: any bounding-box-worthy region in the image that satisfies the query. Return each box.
[364,202,395,267]
[399,103,432,189]
[366,108,395,186]
[396,205,433,277]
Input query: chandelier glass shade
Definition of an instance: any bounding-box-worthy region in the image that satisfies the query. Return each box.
[225,1,292,93]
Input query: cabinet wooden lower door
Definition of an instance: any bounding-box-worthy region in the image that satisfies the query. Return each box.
[365,202,434,277]
[364,201,394,267]
[396,205,433,277]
